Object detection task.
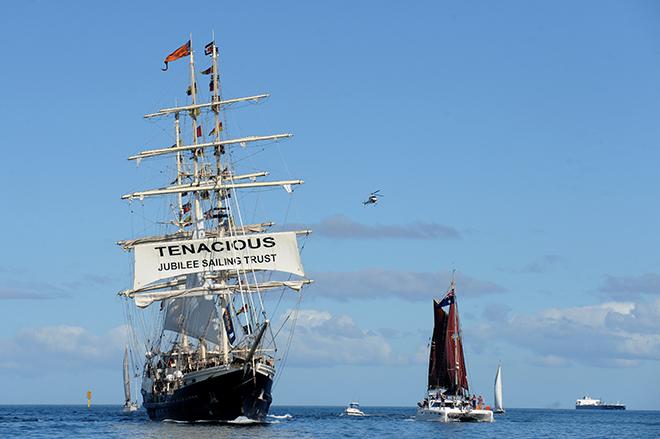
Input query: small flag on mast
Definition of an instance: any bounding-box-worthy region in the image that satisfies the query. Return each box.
[209,121,223,136]
[200,66,213,75]
[223,305,236,344]
[438,287,455,307]
[162,40,191,71]
[196,125,202,138]
[204,41,215,56]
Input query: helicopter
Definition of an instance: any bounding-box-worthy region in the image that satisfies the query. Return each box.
[363,190,383,206]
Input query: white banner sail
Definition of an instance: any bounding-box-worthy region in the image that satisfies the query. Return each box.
[133,231,304,289]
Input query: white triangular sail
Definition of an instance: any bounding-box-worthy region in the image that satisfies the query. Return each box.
[494,364,504,413]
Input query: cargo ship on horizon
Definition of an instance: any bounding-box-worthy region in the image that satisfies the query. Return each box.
[576,396,625,410]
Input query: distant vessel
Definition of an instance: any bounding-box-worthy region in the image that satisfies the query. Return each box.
[493,364,504,414]
[416,278,493,423]
[118,37,310,422]
[575,396,625,410]
[122,347,139,413]
[344,402,366,417]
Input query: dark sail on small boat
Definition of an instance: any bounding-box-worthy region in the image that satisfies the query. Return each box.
[417,278,493,423]
[427,281,469,396]
[446,292,469,395]
[428,300,451,389]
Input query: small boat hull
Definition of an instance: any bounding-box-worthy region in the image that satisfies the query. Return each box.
[142,365,273,422]
[416,407,494,423]
[344,408,366,416]
[122,402,139,413]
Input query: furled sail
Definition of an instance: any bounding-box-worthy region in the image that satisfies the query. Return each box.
[428,299,451,389]
[130,279,311,308]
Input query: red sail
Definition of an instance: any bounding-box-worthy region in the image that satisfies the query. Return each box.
[445,300,469,395]
[428,300,451,389]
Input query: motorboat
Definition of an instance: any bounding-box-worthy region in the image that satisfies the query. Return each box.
[344,402,366,416]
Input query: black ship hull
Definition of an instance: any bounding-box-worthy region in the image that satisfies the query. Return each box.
[142,365,273,422]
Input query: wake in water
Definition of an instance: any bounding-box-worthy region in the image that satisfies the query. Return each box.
[226,416,264,425]
[268,414,293,420]
[162,415,273,425]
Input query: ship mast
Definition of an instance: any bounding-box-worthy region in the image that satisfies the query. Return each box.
[452,279,459,397]
[445,271,463,398]
[208,33,231,363]
[174,113,184,229]
[188,34,204,238]
[210,31,223,225]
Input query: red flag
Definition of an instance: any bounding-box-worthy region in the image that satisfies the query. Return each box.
[162,40,191,71]
[196,125,202,138]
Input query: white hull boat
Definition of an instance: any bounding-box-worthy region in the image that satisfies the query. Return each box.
[122,402,139,413]
[344,402,366,416]
[417,406,494,422]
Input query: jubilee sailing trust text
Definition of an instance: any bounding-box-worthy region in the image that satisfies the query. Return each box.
[155,236,277,272]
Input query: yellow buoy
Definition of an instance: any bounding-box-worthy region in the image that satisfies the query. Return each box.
[86,390,92,408]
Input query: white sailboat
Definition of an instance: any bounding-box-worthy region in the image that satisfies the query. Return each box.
[122,346,139,412]
[493,364,504,414]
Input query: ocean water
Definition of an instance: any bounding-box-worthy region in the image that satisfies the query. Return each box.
[1,405,658,438]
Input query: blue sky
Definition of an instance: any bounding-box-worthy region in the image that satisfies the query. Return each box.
[1,0,660,409]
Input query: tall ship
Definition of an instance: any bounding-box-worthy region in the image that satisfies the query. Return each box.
[118,37,311,422]
[576,396,625,410]
[416,278,493,422]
